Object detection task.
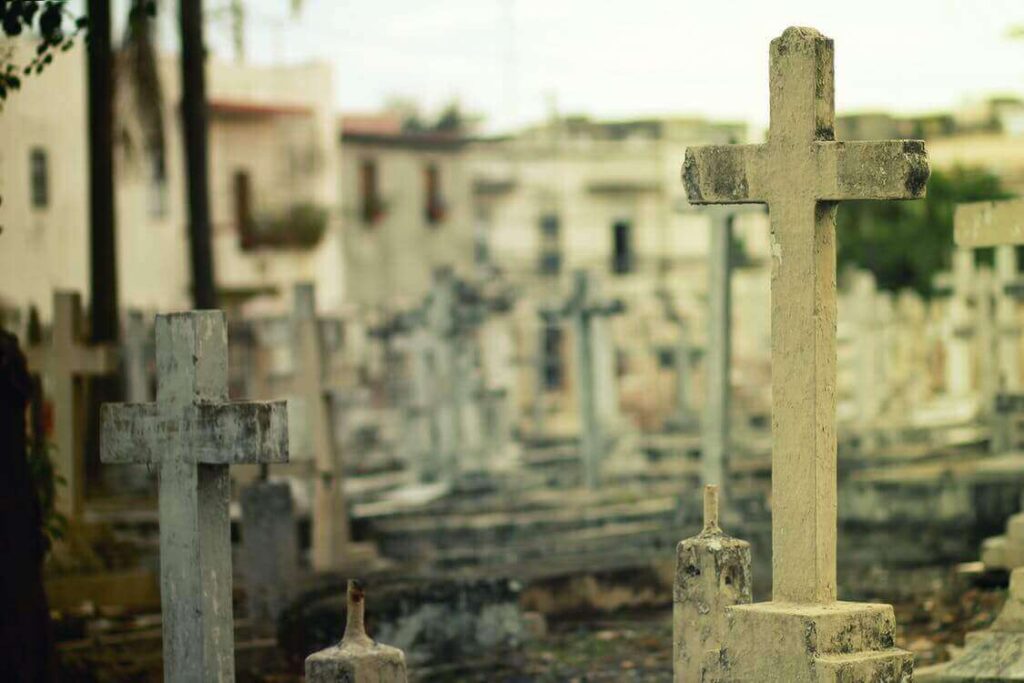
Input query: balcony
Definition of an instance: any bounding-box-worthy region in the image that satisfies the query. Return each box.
[240,203,329,251]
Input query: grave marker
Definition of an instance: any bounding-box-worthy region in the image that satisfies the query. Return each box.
[679,26,926,679]
[101,311,288,682]
[562,271,623,489]
[26,291,117,519]
[291,284,350,571]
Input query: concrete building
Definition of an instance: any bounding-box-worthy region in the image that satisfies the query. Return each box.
[0,39,345,319]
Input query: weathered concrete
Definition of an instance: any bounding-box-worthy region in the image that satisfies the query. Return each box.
[241,479,299,635]
[100,311,289,683]
[684,25,928,605]
[305,581,407,683]
[24,291,117,518]
[674,485,752,682]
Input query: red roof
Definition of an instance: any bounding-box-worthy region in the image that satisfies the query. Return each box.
[209,99,314,118]
[340,113,404,135]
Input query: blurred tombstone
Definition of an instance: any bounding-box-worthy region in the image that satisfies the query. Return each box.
[25,291,117,520]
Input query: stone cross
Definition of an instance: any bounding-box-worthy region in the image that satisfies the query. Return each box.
[100,311,288,682]
[956,198,1024,399]
[290,283,350,572]
[25,291,118,519]
[562,270,623,489]
[683,27,928,603]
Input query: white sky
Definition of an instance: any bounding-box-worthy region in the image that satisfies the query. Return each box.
[133,0,1024,132]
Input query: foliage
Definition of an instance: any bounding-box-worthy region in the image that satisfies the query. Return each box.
[242,202,329,250]
[0,0,91,102]
[27,440,68,550]
[836,166,1013,296]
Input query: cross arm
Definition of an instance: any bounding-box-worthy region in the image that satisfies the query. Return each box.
[955,199,1024,248]
[818,140,929,201]
[682,144,767,204]
[101,400,289,465]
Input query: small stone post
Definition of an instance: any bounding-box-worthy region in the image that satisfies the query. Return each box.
[674,485,752,682]
[306,581,408,682]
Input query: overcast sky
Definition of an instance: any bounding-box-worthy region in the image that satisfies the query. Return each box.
[150,0,1024,132]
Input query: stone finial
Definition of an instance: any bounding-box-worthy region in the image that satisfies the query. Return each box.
[703,484,720,532]
[305,580,408,683]
[344,580,372,648]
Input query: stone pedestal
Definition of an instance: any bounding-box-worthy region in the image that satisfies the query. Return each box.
[240,480,299,634]
[719,602,912,682]
[306,581,407,683]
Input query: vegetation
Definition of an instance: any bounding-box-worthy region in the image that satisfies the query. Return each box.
[241,202,329,251]
[837,166,1013,296]
[0,0,91,103]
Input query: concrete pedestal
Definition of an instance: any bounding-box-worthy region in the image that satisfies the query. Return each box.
[982,511,1024,570]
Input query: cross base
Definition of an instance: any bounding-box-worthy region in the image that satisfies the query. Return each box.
[306,640,407,682]
[715,601,913,682]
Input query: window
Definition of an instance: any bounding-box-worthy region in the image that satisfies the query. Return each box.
[424,163,445,225]
[612,220,634,274]
[360,159,383,226]
[542,324,564,390]
[30,148,49,209]
[148,145,168,218]
[538,214,562,275]
[233,170,253,244]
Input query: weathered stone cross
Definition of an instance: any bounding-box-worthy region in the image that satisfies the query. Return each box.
[562,270,623,489]
[684,27,928,603]
[26,291,118,519]
[289,283,350,572]
[101,311,288,682]
[956,199,1024,394]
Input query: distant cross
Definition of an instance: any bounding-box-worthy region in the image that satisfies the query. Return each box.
[683,27,929,603]
[956,199,1024,395]
[290,283,349,572]
[562,270,624,489]
[101,312,288,682]
[26,291,117,519]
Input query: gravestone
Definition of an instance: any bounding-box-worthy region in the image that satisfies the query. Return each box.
[25,291,117,519]
[560,270,624,489]
[305,580,408,682]
[100,311,288,682]
[849,271,884,452]
[679,26,927,680]
[240,478,299,635]
[291,284,350,572]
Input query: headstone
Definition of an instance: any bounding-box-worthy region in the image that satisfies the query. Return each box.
[25,291,117,519]
[563,270,623,489]
[122,310,151,404]
[947,248,976,397]
[100,311,288,682]
[291,284,350,572]
[240,478,299,635]
[679,26,926,679]
[850,271,883,451]
[305,580,408,683]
